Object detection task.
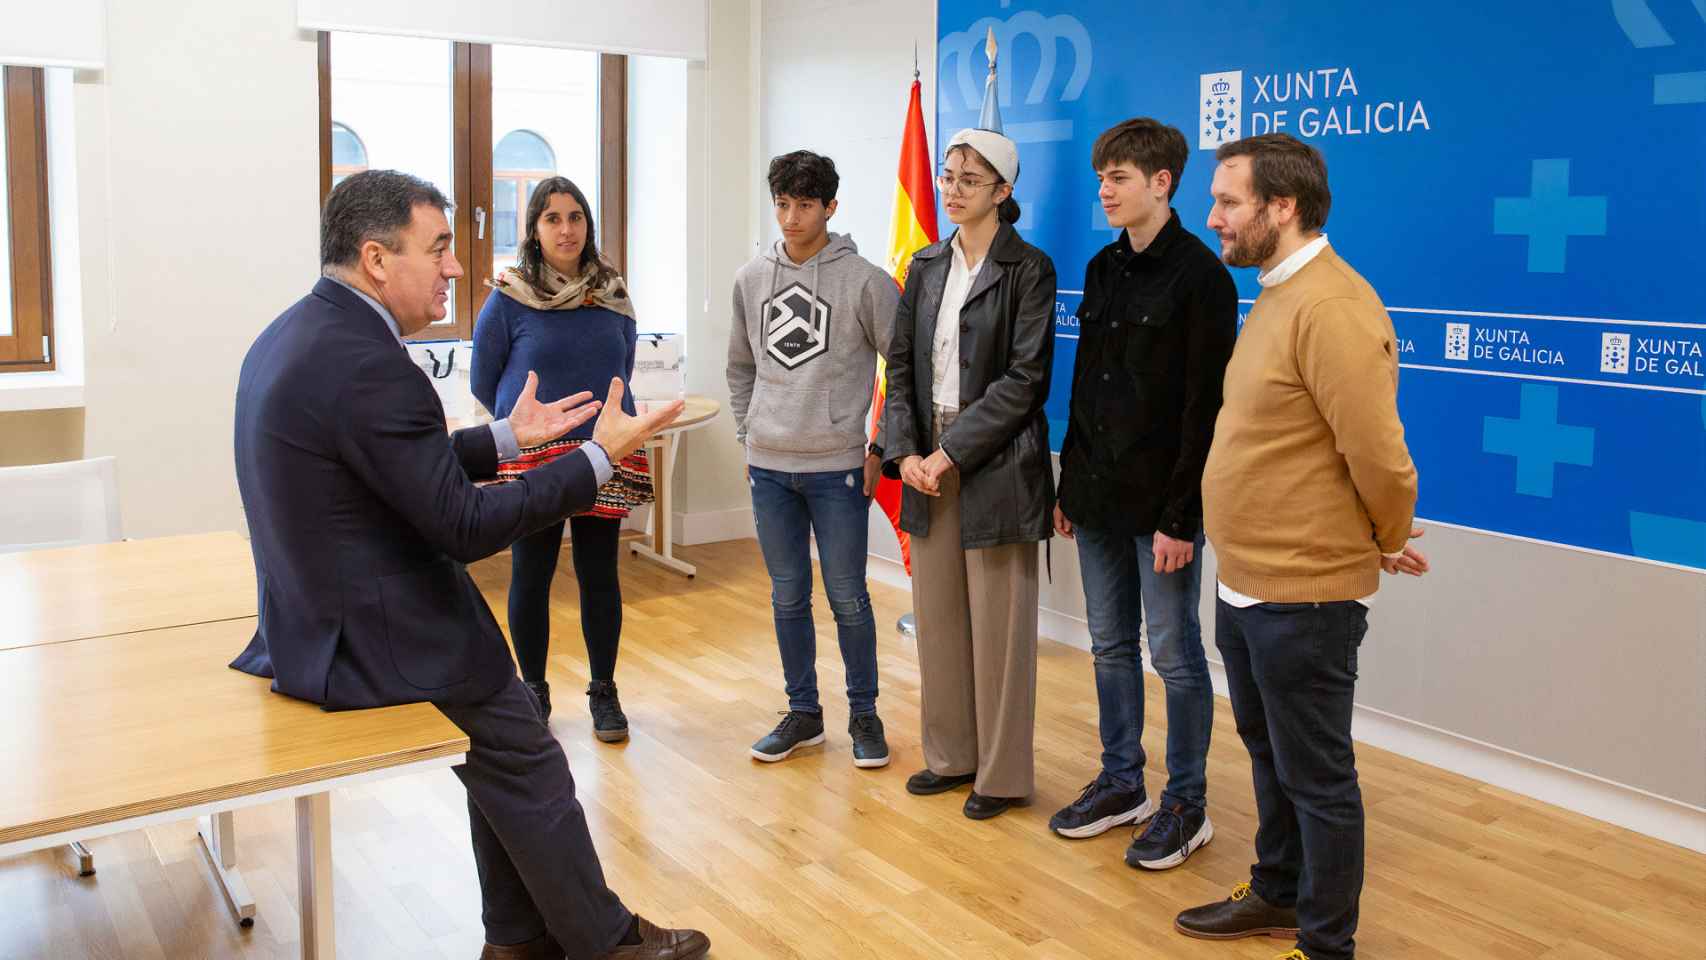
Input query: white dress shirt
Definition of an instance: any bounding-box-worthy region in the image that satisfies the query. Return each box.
[930,233,985,411]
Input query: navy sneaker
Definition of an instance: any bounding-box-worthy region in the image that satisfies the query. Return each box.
[1049,776,1155,839]
[750,710,826,762]
[849,713,890,768]
[1126,800,1214,870]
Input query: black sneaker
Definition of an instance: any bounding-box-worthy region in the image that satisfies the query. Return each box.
[849,713,890,768]
[750,710,826,762]
[586,680,629,743]
[1126,800,1213,870]
[1049,776,1155,839]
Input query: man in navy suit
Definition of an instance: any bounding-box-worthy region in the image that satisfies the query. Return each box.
[232,170,707,960]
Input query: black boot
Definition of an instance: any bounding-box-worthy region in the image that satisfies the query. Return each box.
[523,680,552,721]
[587,680,629,743]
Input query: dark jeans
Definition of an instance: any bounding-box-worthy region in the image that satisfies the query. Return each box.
[435,675,632,952]
[748,465,879,716]
[508,515,622,684]
[1216,598,1369,960]
[1074,525,1212,808]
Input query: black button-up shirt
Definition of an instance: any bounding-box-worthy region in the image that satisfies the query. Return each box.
[1057,210,1238,539]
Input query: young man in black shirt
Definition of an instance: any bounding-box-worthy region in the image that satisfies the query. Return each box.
[1048,119,1238,871]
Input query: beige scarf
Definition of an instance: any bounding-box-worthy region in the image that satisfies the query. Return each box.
[487,259,636,319]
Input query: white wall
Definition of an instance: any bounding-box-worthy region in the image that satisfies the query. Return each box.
[74,0,320,539]
[666,0,765,543]
[757,0,1706,850]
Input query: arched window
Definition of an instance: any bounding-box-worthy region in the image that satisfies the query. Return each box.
[330,121,368,186]
[492,130,558,259]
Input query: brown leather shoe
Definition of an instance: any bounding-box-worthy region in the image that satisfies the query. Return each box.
[479,931,564,959]
[1175,881,1300,940]
[598,916,711,959]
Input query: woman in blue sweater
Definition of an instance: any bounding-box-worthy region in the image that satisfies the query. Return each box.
[472,176,647,741]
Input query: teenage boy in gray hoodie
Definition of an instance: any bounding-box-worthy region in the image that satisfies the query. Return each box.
[727,150,900,767]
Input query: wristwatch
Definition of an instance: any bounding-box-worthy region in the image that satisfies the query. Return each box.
[867,442,884,460]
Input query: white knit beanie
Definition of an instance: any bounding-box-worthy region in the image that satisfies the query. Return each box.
[947,128,1020,185]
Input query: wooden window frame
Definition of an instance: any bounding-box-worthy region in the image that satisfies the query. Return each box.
[316,35,627,343]
[1,66,54,373]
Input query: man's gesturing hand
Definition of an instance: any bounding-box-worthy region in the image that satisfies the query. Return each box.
[591,378,684,461]
[508,370,599,448]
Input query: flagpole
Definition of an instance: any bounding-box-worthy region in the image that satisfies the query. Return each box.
[899,50,920,645]
[882,48,942,646]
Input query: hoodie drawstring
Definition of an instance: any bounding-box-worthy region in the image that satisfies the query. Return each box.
[762,240,829,358]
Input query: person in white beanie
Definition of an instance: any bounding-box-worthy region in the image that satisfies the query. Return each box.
[881,128,1058,821]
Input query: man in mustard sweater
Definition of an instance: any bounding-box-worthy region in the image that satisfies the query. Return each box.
[1174,134,1429,960]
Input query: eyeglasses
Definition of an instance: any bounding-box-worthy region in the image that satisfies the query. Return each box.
[935,173,996,196]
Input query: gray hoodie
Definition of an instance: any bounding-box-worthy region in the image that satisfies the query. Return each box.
[727,233,900,473]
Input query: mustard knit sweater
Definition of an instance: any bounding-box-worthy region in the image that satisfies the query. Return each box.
[1203,245,1418,602]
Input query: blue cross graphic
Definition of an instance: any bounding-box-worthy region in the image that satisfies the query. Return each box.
[1482,383,1594,498]
[1492,159,1607,273]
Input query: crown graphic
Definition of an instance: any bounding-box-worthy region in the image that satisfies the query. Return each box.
[1211,78,1231,96]
[939,14,1093,113]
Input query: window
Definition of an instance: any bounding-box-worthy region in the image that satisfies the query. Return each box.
[318,34,624,342]
[492,130,556,266]
[1,67,53,371]
[329,121,368,185]
[321,32,458,340]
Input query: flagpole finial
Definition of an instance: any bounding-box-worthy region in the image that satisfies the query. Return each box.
[977,26,1004,133]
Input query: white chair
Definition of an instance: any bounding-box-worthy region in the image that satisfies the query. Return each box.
[0,456,121,875]
[0,456,122,553]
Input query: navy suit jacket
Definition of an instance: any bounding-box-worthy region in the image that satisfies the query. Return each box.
[230,278,599,709]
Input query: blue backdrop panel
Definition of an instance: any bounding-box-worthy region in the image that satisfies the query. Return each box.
[936,0,1706,569]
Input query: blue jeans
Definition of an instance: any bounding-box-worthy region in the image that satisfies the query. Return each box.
[749,465,879,716]
[1074,525,1212,808]
[1216,599,1368,960]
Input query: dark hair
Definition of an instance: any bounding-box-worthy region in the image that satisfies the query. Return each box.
[1091,118,1188,200]
[1215,133,1331,232]
[945,142,1022,225]
[517,176,614,290]
[320,169,452,269]
[767,150,840,204]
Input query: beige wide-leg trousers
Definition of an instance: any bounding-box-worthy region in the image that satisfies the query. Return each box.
[908,407,1039,799]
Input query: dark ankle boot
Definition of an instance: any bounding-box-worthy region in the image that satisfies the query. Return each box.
[524,680,552,720]
[587,680,629,743]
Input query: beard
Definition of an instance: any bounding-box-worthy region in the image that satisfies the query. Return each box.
[1221,207,1279,268]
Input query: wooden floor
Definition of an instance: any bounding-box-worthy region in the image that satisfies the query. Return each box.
[3,538,1702,959]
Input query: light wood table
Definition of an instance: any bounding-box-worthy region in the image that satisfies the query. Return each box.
[0,532,261,917]
[0,530,257,650]
[0,618,468,960]
[631,395,721,577]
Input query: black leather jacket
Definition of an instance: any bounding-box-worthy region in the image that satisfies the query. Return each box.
[882,223,1057,549]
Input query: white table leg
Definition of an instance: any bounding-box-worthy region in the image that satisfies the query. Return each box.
[631,432,697,577]
[295,792,335,959]
[197,811,256,927]
[68,841,94,877]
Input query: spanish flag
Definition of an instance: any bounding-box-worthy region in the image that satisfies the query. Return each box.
[869,73,939,575]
